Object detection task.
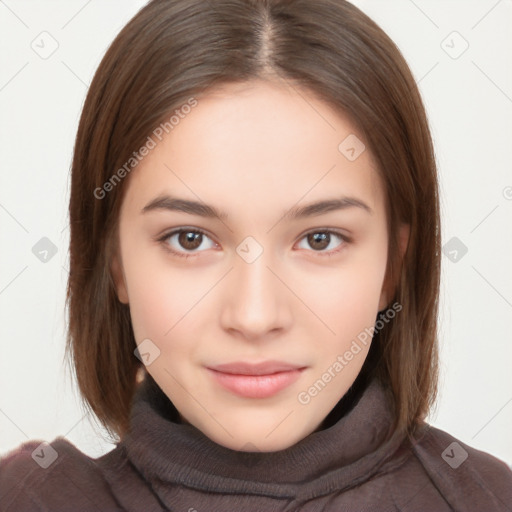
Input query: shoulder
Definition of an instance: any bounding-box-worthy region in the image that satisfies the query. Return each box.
[407,422,512,510]
[0,436,125,511]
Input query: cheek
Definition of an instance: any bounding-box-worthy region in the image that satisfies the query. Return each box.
[299,253,386,346]
[122,249,212,343]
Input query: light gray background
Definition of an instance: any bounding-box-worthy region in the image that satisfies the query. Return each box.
[1,0,511,466]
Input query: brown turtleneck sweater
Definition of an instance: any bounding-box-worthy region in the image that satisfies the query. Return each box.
[1,373,511,511]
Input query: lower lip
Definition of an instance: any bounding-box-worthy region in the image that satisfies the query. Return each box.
[206,368,305,398]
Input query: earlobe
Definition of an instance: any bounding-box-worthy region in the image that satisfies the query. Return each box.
[110,254,129,304]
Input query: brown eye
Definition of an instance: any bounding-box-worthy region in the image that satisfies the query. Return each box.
[307,232,330,250]
[178,231,203,250]
[297,230,348,255]
[159,228,217,257]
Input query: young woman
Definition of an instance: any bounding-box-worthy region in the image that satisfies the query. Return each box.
[1,0,511,510]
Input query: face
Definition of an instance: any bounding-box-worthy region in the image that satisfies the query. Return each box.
[112,79,406,452]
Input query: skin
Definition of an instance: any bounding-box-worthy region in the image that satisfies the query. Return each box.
[111,79,409,452]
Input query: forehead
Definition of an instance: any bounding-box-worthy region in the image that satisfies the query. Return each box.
[121,79,386,221]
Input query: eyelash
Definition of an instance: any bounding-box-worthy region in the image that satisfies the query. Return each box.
[156,228,351,259]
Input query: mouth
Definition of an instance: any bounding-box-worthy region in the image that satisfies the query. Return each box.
[205,361,307,399]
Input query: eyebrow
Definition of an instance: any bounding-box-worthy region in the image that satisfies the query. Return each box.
[141,194,373,220]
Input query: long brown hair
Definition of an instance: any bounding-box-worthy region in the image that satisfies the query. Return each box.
[64,0,440,443]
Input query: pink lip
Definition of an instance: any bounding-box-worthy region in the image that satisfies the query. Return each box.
[206,361,306,399]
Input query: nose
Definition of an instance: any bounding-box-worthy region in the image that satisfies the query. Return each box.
[220,249,292,341]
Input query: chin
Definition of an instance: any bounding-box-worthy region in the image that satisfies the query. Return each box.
[195,415,315,453]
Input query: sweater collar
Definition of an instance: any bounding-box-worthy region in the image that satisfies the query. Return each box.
[122,372,406,499]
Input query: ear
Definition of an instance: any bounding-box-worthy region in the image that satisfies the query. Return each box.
[378,222,410,312]
[110,252,129,304]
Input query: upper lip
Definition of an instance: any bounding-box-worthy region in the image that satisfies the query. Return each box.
[207,360,306,376]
